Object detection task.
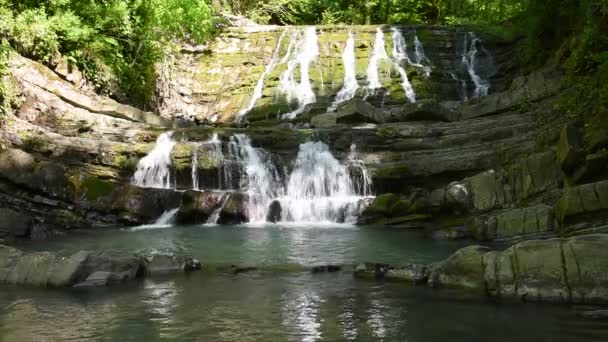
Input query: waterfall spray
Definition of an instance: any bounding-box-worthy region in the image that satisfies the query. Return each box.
[132,132,176,189]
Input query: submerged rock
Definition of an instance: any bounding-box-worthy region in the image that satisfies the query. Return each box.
[0,245,200,288]
[146,254,201,275]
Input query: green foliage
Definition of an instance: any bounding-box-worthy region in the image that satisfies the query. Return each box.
[0,0,215,107]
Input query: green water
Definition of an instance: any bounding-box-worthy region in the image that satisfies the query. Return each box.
[1,225,607,341]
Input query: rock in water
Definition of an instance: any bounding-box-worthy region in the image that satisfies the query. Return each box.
[266,200,282,223]
[146,254,201,275]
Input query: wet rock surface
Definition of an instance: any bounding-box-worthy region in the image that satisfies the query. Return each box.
[0,245,200,288]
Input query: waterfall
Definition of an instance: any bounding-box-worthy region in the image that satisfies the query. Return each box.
[206,193,230,225]
[366,28,389,90]
[329,31,359,111]
[390,28,416,103]
[278,141,372,224]
[347,144,373,197]
[235,29,288,122]
[154,208,179,225]
[462,32,490,99]
[191,143,200,191]
[230,134,283,223]
[279,27,319,120]
[131,132,176,189]
[413,31,432,77]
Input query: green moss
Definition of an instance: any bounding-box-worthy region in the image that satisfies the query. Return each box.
[374,164,410,179]
[82,177,114,201]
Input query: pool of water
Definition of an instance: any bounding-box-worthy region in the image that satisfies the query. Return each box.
[2,224,607,341]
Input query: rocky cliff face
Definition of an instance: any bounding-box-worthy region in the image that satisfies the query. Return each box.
[1,24,607,248]
[156,25,513,123]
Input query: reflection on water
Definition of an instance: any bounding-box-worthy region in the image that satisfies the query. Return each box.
[3,225,608,341]
[1,272,608,341]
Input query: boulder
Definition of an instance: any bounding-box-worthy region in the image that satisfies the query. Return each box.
[429,245,490,291]
[556,180,608,224]
[80,251,146,282]
[388,99,460,122]
[427,234,608,304]
[444,181,470,212]
[176,190,223,224]
[311,113,337,128]
[467,170,505,212]
[334,99,387,124]
[563,234,608,303]
[385,264,429,284]
[0,245,202,288]
[558,124,584,174]
[218,192,248,224]
[513,239,570,302]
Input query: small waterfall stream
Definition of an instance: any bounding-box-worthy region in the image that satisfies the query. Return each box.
[279,27,320,120]
[390,28,416,103]
[329,31,359,111]
[462,32,491,99]
[236,30,288,122]
[366,28,390,90]
[230,134,284,223]
[131,132,176,189]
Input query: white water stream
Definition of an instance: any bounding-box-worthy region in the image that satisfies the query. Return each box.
[131,132,176,189]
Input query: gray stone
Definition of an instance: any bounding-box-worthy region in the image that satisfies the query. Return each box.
[385,264,429,284]
[558,124,584,174]
[146,254,201,275]
[468,170,504,211]
[0,208,32,237]
[311,113,337,128]
[429,245,490,291]
[335,99,387,124]
[48,251,90,287]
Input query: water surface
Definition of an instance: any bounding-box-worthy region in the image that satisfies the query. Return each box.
[2,224,607,341]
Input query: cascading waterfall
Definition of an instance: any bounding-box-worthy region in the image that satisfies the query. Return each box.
[235,30,288,122]
[366,28,390,90]
[413,31,432,77]
[390,28,416,103]
[329,31,359,111]
[278,141,372,224]
[279,27,319,120]
[230,134,284,223]
[131,132,176,189]
[191,143,200,191]
[347,144,373,197]
[462,32,490,99]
